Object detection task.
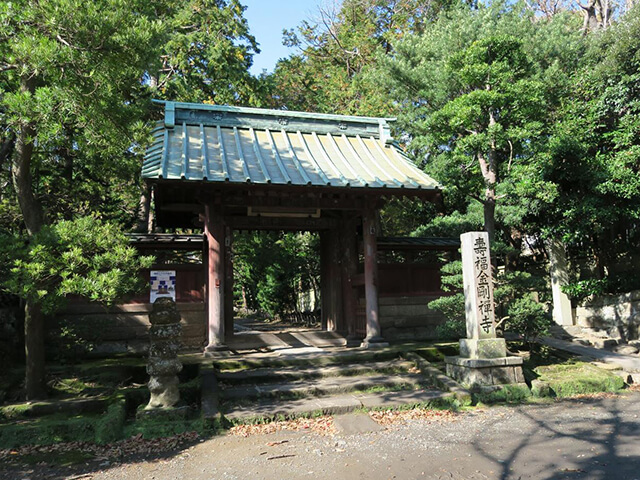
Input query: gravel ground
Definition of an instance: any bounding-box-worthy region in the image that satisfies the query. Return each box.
[4,391,640,480]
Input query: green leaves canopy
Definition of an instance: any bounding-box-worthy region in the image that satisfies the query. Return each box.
[0,217,153,314]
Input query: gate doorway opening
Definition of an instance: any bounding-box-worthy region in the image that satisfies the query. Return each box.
[232,230,321,336]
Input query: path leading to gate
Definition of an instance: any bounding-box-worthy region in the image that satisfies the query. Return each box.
[540,336,640,373]
[8,391,639,480]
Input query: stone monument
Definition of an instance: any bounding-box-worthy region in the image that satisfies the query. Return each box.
[145,297,183,409]
[444,232,525,390]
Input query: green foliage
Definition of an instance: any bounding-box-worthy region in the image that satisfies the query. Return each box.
[0,0,166,229]
[504,295,551,342]
[234,231,319,316]
[561,278,608,300]
[155,0,265,106]
[49,321,95,362]
[382,2,585,241]
[95,399,126,444]
[0,217,153,314]
[429,252,550,341]
[266,0,451,115]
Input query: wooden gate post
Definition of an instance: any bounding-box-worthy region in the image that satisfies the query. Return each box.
[361,208,388,348]
[204,204,228,354]
[321,228,343,332]
[340,216,360,346]
[224,225,235,340]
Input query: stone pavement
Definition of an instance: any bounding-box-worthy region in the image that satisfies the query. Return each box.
[540,336,640,372]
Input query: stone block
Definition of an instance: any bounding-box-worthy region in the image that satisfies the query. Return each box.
[531,379,551,397]
[445,356,524,389]
[491,366,517,385]
[592,338,617,349]
[614,345,639,355]
[459,338,507,359]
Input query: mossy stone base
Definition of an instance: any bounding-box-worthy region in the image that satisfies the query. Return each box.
[445,355,525,391]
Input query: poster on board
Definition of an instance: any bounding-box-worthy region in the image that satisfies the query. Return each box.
[150,270,176,303]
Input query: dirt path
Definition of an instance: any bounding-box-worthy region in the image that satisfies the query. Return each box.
[4,392,640,480]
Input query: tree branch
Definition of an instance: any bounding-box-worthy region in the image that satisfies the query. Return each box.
[468,193,487,205]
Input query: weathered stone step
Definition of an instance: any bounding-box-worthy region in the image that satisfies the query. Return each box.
[222,388,453,421]
[216,359,414,385]
[214,347,404,372]
[220,373,426,401]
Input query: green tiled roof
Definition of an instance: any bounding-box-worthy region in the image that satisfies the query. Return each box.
[142,101,441,192]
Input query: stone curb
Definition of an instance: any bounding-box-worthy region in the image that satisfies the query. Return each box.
[200,364,221,422]
[219,373,427,401]
[216,359,414,385]
[222,389,456,422]
[402,352,472,404]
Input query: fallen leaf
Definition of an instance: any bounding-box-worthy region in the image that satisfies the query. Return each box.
[267,440,289,447]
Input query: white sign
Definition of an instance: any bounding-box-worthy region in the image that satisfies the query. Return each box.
[150,270,176,303]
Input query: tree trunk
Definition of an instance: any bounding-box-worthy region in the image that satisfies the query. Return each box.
[12,76,44,236]
[477,153,497,243]
[25,299,46,400]
[581,0,600,31]
[134,183,151,233]
[477,110,498,243]
[13,76,48,399]
[0,133,15,176]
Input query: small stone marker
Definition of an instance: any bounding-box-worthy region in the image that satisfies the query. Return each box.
[444,231,525,390]
[145,297,183,409]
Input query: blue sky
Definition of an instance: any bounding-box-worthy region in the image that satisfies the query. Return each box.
[242,0,330,75]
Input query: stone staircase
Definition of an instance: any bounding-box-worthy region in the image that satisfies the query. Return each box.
[201,347,470,423]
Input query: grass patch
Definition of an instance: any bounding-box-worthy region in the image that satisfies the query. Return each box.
[532,362,625,398]
[473,384,532,405]
[0,403,33,421]
[0,413,103,448]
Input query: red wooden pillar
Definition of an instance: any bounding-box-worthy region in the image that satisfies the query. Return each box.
[340,216,360,346]
[361,208,387,348]
[204,204,228,353]
[224,225,234,341]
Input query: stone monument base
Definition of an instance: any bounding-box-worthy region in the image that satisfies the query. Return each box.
[459,337,507,358]
[444,356,525,391]
[203,343,231,357]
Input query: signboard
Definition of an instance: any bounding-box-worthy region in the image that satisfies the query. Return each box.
[150,270,176,303]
